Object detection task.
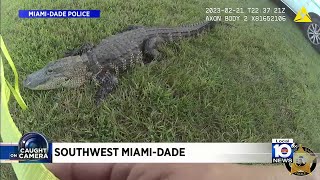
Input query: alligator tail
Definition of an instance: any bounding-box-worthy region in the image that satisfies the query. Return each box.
[147,21,220,41]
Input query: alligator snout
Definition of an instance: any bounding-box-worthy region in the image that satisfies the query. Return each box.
[23,77,31,87]
[23,75,37,89]
[23,71,48,90]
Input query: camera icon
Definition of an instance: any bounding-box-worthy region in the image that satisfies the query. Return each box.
[18,132,49,152]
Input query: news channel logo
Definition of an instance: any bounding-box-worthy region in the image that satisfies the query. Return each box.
[10,132,52,163]
[272,139,317,176]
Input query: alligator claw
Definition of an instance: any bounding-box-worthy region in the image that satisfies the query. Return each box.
[93,70,118,105]
[64,42,94,57]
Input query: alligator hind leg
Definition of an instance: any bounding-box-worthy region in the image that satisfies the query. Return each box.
[125,25,145,31]
[120,25,145,33]
[94,70,118,105]
[64,42,94,57]
[143,36,165,63]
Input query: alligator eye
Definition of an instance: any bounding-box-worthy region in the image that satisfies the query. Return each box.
[47,69,53,73]
[65,78,70,81]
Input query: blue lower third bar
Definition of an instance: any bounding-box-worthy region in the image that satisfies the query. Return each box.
[19,10,100,18]
[0,144,18,160]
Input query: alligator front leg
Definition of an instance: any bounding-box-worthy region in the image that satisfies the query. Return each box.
[143,36,165,63]
[64,42,94,57]
[94,70,118,105]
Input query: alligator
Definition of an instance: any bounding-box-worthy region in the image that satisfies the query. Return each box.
[23,20,227,104]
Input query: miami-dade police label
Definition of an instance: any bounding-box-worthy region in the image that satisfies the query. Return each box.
[19,10,100,18]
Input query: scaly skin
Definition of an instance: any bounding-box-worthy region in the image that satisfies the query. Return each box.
[23,21,220,104]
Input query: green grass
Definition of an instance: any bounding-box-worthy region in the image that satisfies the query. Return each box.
[1,0,320,179]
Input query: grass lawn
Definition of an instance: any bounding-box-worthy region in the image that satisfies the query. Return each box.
[1,0,320,179]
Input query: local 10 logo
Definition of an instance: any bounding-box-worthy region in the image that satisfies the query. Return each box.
[272,139,297,163]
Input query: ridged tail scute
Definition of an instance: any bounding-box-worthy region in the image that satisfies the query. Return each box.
[185,20,217,36]
[147,21,217,41]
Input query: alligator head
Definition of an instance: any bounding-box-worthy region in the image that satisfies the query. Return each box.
[23,55,89,90]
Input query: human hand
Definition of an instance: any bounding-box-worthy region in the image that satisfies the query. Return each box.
[46,163,320,180]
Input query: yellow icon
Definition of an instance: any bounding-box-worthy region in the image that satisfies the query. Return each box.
[290,145,317,175]
[294,7,312,22]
